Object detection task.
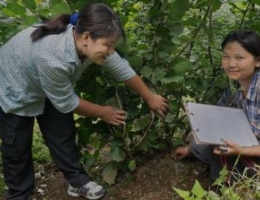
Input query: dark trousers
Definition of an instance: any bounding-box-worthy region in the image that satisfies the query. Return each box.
[0,99,89,200]
[190,139,260,183]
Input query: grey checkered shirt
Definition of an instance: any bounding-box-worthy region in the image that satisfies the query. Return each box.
[0,25,136,116]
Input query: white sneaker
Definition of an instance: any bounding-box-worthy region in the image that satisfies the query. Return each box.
[67,181,106,200]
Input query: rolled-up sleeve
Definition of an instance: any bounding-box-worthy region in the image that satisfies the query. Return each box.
[103,51,136,81]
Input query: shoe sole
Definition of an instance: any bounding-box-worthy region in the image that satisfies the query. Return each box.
[67,190,105,200]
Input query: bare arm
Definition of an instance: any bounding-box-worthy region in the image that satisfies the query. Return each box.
[240,145,260,157]
[74,98,126,126]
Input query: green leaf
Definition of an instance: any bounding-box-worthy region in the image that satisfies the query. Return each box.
[212,0,222,12]
[22,15,38,26]
[4,2,26,16]
[51,2,71,15]
[158,52,170,60]
[191,180,207,199]
[128,56,143,69]
[213,166,229,186]
[252,0,260,6]
[130,114,151,132]
[164,113,176,123]
[74,0,97,10]
[161,76,184,84]
[128,159,136,172]
[105,96,120,109]
[82,151,99,171]
[168,0,190,20]
[136,137,149,152]
[22,0,36,10]
[172,58,192,76]
[111,138,125,146]
[102,161,118,185]
[151,68,166,82]
[173,187,191,198]
[136,43,152,54]
[110,146,126,162]
[141,66,153,79]
[207,191,221,199]
[49,0,60,7]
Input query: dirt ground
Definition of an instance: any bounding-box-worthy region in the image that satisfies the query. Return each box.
[24,153,212,200]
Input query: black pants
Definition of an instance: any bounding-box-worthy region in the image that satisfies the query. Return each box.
[0,99,89,200]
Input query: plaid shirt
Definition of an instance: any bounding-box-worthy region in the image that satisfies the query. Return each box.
[217,69,260,138]
[0,25,135,116]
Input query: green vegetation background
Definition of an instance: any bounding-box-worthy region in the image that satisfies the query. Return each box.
[1,0,260,188]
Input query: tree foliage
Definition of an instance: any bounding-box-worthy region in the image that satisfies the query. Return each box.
[1,0,260,184]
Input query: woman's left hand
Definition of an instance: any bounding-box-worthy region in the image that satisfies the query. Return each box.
[213,139,243,156]
[146,94,170,118]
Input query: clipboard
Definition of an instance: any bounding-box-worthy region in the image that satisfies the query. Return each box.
[186,102,258,147]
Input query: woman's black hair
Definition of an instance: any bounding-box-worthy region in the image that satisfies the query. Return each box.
[221,30,260,57]
[31,3,125,42]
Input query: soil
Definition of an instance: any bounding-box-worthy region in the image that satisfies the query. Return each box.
[25,152,212,200]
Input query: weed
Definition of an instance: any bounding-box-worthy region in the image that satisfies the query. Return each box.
[174,165,260,200]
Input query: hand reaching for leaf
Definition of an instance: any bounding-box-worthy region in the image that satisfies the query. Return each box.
[100,106,127,126]
[173,145,190,160]
[146,94,170,118]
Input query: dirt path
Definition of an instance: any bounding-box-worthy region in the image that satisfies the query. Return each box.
[27,154,211,200]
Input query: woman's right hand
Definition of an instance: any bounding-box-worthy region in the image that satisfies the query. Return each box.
[173,145,190,160]
[100,106,127,126]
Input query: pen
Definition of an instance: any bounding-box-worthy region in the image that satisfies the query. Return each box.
[219,138,228,152]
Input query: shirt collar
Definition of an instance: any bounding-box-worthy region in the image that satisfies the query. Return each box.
[64,25,81,65]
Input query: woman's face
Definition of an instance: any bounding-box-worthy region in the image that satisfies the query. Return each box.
[82,33,117,65]
[221,41,260,85]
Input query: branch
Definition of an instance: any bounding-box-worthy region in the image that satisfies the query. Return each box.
[239,2,252,29]
[172,3,213,62]
[129,113,155,154]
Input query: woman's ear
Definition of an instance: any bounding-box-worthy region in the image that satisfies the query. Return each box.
[82,32,90,46]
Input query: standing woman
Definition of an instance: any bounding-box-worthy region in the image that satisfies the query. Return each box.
[0,3,169,200]
[174,30,260,184]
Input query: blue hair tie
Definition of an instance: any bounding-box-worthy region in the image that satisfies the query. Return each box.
[70,13,79,26]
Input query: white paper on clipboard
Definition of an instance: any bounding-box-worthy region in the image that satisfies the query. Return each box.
[186,102,258,147]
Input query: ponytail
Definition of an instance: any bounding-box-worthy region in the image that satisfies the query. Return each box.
[31,14,71,42]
